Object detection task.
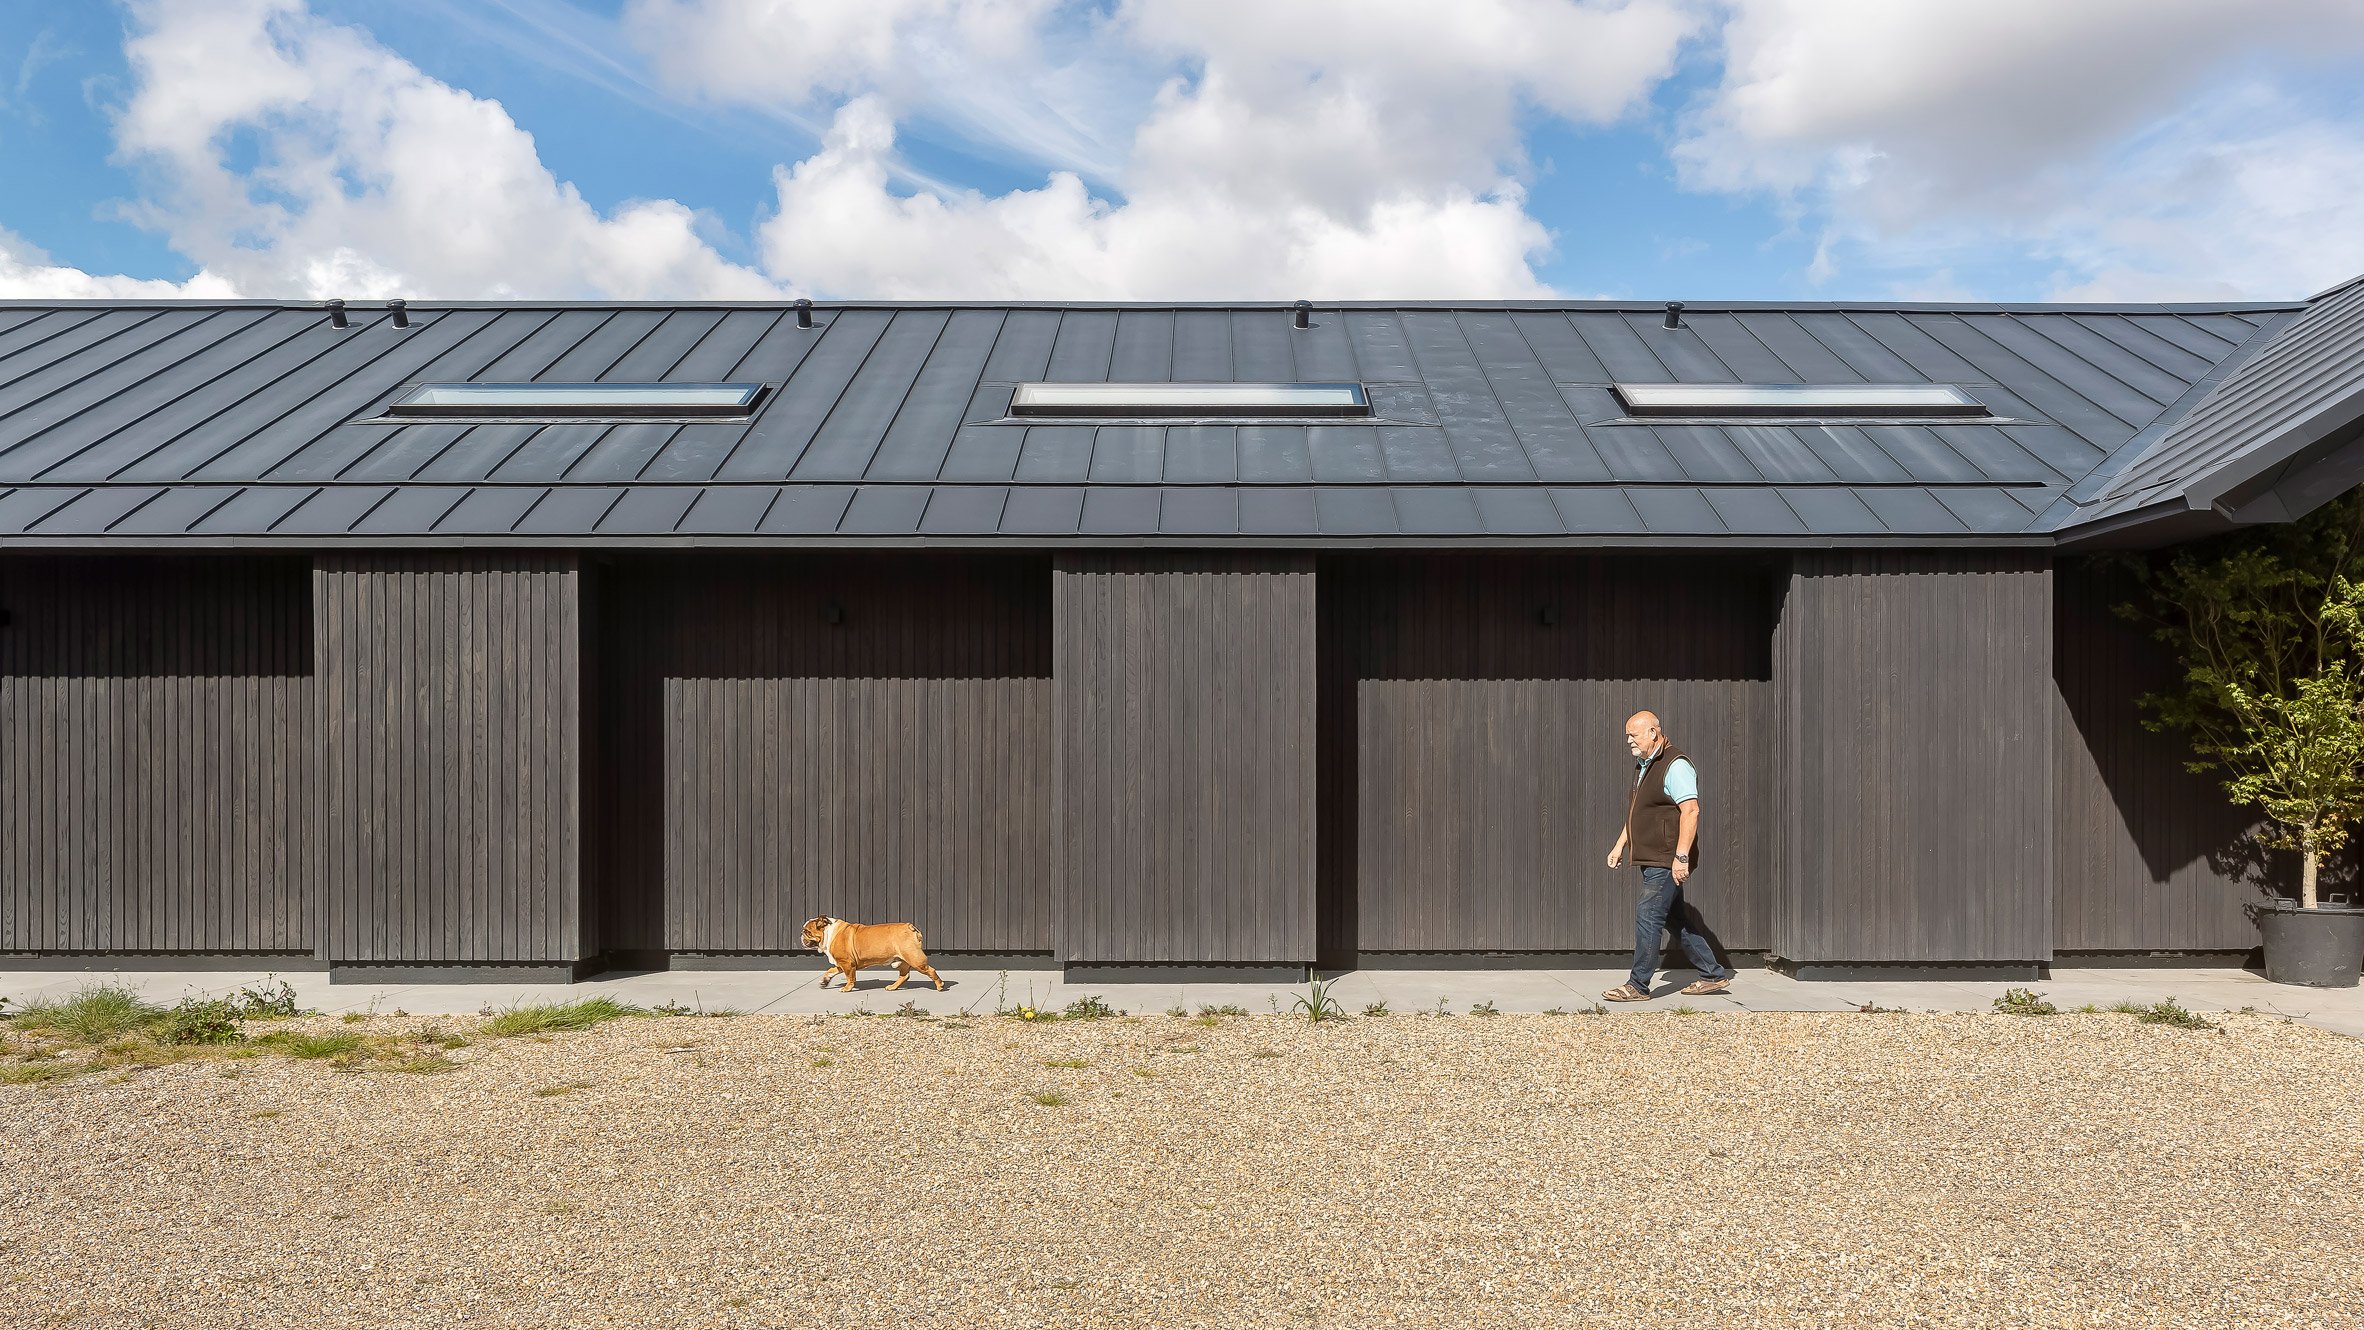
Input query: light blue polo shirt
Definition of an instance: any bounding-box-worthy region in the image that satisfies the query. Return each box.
[1636,749,1698,805]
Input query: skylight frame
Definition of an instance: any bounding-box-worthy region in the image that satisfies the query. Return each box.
[1009,381,1372,419]
[1612,383,1990,418]
[384,382,768,420]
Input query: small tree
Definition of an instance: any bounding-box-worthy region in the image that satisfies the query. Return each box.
[2120,489,2364,909]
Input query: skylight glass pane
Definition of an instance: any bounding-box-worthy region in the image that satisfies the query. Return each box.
[1613,383,1987,417]
[388,383,763,418]
[1011,382,1369,417]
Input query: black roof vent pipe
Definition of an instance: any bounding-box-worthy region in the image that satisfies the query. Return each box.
[1662,301,1684,330]
[1293,300,1311,330]
[388,298,409,328]
[795,297,814,329]
[326,298,347,329]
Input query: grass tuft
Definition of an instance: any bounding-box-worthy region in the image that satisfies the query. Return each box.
[1042,1057,1090,1069]
[1029,1090,1069,1107]
[478,997,646,1038]
[2110,997,2218,1030]
[10,983,166,1043]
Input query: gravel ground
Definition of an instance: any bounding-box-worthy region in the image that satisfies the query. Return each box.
[5,1009,2362,1329]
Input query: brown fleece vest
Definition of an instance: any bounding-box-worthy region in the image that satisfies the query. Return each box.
[1622,742,1693,869]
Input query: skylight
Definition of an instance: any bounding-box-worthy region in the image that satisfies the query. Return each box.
[386,383,765,419]
[1613,383,1988,418]
[1010,382,1370,418]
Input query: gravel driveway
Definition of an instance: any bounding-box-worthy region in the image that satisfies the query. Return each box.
[6,1009,2361,1329]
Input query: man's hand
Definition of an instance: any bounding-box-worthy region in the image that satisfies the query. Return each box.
[1605,843,1622,869]
[1671,859,1690,886]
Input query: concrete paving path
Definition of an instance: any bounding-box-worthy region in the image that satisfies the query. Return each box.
[4,963,2359,1037]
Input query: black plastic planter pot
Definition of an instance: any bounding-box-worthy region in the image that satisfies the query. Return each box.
[2252,902,2364,988]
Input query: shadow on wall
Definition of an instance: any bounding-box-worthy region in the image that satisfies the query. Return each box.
[588,552,1057,960]
[0,555,314,678]
[2052,558,2356,949]
[1316,552,1784,967]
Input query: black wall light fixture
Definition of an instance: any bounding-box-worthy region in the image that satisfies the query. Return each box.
[1538,604,1560,627]
[823,600,845,625]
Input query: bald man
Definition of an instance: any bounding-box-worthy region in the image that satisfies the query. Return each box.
[1601,710,1732,1001]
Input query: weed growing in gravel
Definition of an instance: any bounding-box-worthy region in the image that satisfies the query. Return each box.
[1542,1007,1567,1016]
[1470,1000,1501,1017]
[2109,998,2218,1030]
[257,1031,366,1060]
[533,1080,594,1097]
[1164,1043,1201,1055]
[1164,1005,1188,1018]
[478,997,646,1038]
[1063,995,1121,1020]
[1029,1090,1069,1107]
[1855,1000,1904,1014]
[1993,988,2059,1017]
[1251,1049,1283,1059]
[1363,1000,1390,1018]
[811,1055,835,1067]
[1291,976,1348,1024]
[1043,1057,1090,1069]
[0,1061,77,1085]
[1670,1003,1701,1016]
[1197,1004,1248,1018]
[252,1109,282,1119]
[160,999,248,1046]
[1428,997,1453,1018]
[1132,1067,1155,1078]
[230,978,305,1019]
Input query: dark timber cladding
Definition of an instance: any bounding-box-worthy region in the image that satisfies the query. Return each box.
[592,554,1052,955]
[2051,560,2259,950]
[0,555,313,955]
[1326,553,1778,959]
[314,554,587,968]
[1779,551,2054,964]
[1054,553,1316,965]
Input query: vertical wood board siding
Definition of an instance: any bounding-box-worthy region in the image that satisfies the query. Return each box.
[1325,554,1779,956]
[594,554,1052,954]
[314,554,584,964]
[1781,551,2054,963]
[0,555,312,953]
[1054,553,1317,964]
[2051,560,2265,949]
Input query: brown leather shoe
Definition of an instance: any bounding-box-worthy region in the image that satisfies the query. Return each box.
[1679,975,1731,996]
[1601,982,1651,1002]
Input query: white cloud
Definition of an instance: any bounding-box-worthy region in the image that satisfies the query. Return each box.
[97,0,783,300]
[1676,0,2364,297]
[758,96,1552,299]
[721,0,1699,298]
[0,228,237,298]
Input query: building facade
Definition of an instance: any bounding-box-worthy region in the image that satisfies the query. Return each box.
[4,285,2361,981]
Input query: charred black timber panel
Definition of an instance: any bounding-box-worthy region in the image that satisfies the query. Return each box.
[1779,550,2053,964]
[592,552,1053,955]
[0,554,314,953]
[1054,552,1317,964]
[313,554,586,965]
[1323,552,1780,960]
[2050,559,2275,948]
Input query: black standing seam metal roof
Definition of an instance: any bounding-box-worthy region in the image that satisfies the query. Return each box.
[0,293,2347,547]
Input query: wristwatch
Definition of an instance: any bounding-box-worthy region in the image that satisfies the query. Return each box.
[1673,852,1690,863]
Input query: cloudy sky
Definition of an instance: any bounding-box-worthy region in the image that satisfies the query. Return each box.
[2,0,2361,303]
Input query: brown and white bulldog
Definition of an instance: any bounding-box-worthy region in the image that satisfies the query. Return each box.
[800,916,944,992]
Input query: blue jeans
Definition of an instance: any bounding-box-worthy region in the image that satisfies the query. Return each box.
[1630,865,1728,991]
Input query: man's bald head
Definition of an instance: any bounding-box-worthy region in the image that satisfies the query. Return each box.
[1623,710,1664,758]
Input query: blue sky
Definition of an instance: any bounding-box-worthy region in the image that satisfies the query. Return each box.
[3,0,2361,303]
